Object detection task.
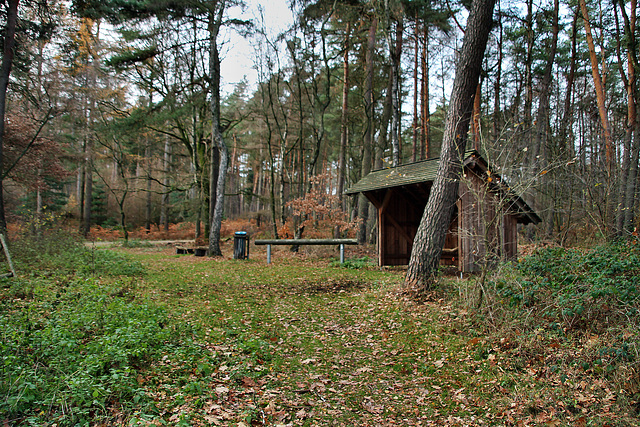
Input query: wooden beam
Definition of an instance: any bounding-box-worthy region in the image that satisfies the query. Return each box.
[380,189,393,213]
[254,239,358,246]
[385,214,414,246]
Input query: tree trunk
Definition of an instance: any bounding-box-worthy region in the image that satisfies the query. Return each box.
[389,17,404,166]
[492,4,503,142]
[145,145,152,232]
[160,135,171,231]
[207,2,228,257]
[472,80,482,150]
[82,117,94,237]
[579,0,615,236]
[421,24,430,160]
[0,0,19,234]
[358,17,377,244]
[209,143,220,232]
[337,22,350,207]
[404,0,496,294]
[412,22,420,162]
[336,21,351,237]
[534,0,559,237]
[620,0,640,235]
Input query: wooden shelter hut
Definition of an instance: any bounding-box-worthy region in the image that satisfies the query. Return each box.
[345,151,540,272]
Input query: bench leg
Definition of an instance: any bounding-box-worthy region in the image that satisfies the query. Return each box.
[267,244,271,264]
[340,244,345,264]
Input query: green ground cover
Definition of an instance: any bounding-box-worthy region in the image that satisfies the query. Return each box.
[1,233,638,426]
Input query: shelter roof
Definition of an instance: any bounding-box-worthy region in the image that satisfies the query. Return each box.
[345,150,541,225]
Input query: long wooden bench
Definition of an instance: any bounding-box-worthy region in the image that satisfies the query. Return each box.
[253,239,358,264]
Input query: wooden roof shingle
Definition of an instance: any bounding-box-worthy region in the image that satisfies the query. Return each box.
[345,150,541,225]
[344,151,473,195]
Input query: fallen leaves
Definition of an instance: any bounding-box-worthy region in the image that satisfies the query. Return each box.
[125,252,636,426]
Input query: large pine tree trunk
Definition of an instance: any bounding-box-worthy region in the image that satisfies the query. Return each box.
[404,0,496,294]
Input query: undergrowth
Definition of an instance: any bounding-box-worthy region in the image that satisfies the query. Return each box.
[3,228,639,426]
[0,231,200,426]
[458,240,640,420]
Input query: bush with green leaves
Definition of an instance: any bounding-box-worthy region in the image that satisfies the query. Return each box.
[330,256,377,269]
[0,278,180,425]
[8,229,145,278]
[0,231,201,426]
[491,241,640,329]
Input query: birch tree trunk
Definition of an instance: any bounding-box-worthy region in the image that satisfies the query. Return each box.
[404,0,496,294]
[207,1,228,257]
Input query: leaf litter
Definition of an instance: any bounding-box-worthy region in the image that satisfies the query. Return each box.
[121,247,638,426]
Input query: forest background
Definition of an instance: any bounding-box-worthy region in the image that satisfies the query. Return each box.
[1,0,639,250]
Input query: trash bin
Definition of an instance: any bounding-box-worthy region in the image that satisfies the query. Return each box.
[233,231,249,260]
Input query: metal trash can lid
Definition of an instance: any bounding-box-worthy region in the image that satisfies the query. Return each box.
[234,231,248,236]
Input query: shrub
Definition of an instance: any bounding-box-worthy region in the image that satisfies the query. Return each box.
[0,278,174,425]
[0,231,194,426]
[509,242,640,328]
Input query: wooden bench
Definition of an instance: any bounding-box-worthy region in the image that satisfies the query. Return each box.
[253,239,358,264]
[176,246,208,256]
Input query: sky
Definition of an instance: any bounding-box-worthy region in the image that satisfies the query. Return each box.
[220,0,294,95]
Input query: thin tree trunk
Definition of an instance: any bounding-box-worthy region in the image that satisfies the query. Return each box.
[405,0,496,293]
[472,80,482,150]
[412,22,420,163]
[209,144,220,232]
[145,145,152,232]
[534,0,559,237]
[492,3,502,142]
[579,0,615,235]
[0,0,19,234]
[389,17,403,166]
[622,0,640,234]
[336,21,351,237]
[160,135,171,231]
[617,0,640,235]
[207,2,228,257]
[83,136,93,236]
[358,17,377,244]
[421,24,430,159]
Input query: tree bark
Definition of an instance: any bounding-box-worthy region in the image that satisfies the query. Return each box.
[412,21,420,162]
[337,21,351,214]
[404,0,496,294]
[534,0,559,237]
[160,135,171,231]
[492,4,502,143]
[389,16,403,166]
[618,0,640,234]
[357,17,377,244]
[421,24,430,159]
[207,1,228,257]
[579,0,615,236]
[0,0,19,234]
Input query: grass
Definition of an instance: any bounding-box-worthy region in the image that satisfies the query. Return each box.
[1,235,639,426]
